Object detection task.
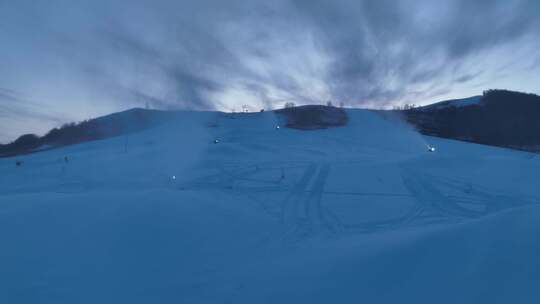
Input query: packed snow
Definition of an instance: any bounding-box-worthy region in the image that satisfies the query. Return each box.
[1,109,539,303]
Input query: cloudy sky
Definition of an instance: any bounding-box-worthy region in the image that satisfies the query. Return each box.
[1,0,540,143]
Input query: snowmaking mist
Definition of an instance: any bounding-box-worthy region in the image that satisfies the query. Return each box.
[17,110,216,192]
[376,110,435,153]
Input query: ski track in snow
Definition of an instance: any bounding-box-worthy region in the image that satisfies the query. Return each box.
[179,157,540,241]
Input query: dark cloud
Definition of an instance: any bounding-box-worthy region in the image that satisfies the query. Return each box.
[455,71,483,84]
[287,0,540,105]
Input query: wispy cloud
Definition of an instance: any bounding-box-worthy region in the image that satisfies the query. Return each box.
[0,87,68,142]
[0,88,65,123]
[1,0,540,139]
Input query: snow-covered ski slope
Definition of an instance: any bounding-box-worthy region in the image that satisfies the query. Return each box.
[1,109,539,303]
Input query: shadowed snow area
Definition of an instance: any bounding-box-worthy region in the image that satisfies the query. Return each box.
[1,109,539,303]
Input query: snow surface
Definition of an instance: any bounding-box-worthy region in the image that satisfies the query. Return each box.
[1,109,539,303]
[421,95,483,110]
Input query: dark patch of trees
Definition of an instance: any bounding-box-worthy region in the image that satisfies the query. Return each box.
[404,89,540,152]
[276,105,348,130]
[0,134,42,157]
